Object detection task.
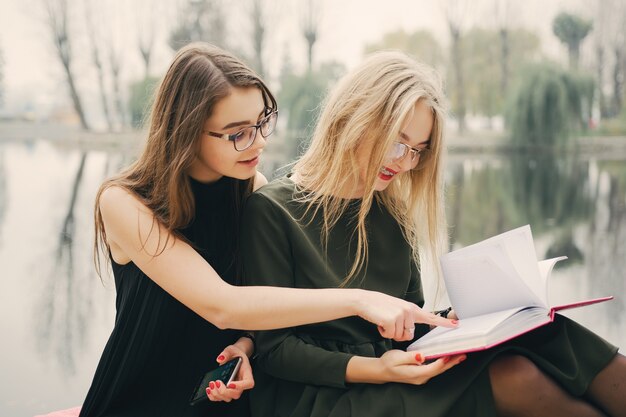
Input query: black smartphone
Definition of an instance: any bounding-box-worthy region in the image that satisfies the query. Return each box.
[189,357,243,406]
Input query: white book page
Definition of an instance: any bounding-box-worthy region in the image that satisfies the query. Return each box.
[442,225,547,315]
[537,256,568,304]
[408,307,524,350]
[442,254,544,318]
[498,226,544,304]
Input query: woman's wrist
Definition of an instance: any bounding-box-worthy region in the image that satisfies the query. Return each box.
[234,335,255,358]
[345,356,388,384]
[348,289,368,318]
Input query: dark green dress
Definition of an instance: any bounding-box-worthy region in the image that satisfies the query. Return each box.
[241,177,618,417]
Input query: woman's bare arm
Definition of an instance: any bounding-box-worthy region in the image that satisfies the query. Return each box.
[99,185,454,335]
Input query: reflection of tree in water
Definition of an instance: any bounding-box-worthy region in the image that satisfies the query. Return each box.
[447,158,524,248]
[31,148,135,376]
[511,152,592,263]
[447,152,626,340]
[36,152,97,375]
[448,152,593,261]
[585,161,626,337]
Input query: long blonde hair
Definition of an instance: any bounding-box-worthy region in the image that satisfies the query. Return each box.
[293,50,448,286]
[94,43,277,277]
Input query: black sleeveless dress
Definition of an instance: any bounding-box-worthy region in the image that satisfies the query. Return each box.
[80,176,250,417]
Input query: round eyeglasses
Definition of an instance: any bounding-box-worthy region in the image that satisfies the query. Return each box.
[205,110,278,151]
[385,141,430,168]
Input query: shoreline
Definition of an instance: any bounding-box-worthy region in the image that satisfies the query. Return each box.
[2,120,626,155]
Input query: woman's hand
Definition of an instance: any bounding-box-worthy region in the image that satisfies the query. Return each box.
[355,289,458,341]
[206,342,255,403]
[345,349,465,384]
[378,349,466,385]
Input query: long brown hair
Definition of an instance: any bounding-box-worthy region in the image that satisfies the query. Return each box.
[294,50,448,287]
[94,42,277,277]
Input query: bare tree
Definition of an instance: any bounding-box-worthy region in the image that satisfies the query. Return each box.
[593,0,626,117]
[109,45,126,129]
[250,0,266,77]
[609,3,626,117]
[444,0,469,134]
[302,0,320,72]
[495,0,515,96]
[169,0,227,51]
[594,0,610,118]
[136,0,157,78]
[610,41,625,117]
[43,0,90,130]
[85,0,113,131]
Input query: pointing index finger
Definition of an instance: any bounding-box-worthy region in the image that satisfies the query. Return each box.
[421,312,459,328]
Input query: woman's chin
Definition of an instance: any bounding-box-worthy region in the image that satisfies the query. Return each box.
[374,179,392,192]
[228,167,258,181]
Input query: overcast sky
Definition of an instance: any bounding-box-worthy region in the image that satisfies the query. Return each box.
[0,0,590,118]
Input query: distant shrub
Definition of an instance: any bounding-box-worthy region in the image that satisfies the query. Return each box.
[505,64,593,147]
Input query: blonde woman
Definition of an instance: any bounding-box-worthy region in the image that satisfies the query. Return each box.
[77,44,456,417]
[242,51,626,417]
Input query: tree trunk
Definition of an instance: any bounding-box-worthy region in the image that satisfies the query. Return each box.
[251,0,265,78]
[305,33,315,72]
[499,28,509,95]
[90,39,113,130]
[62,60,90,130]
[450,27,466,134]
[569,43,580,71]
[302,0,318,73]
[45,0,90,131]
[140,47,151,79]
[110,50,126,129]
[611,46,624,117]
[95,62,113,131]
[596,45,608,119]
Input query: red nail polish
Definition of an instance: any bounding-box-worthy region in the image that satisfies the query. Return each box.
[209,381,215,390]
[451,319,459,324]
[217,355,225,361]
[459,355,467,363]
[206,388,212,395]
[228,383,236,389]
[415,353,423,362]
[443,356,451,363]
[216,381,221,388]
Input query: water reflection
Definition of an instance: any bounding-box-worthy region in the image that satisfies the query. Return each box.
[585,162,626,342]
[446,151,626,350]
[447,151,593,246]
[31,149,134,380]
[35,152,91,376]
[0,139,624,416]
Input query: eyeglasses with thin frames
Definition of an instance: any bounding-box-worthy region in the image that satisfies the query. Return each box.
[386,141,430,169]
[205,110,278,152]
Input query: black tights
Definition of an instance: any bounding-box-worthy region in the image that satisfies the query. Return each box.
[489,354,626,417]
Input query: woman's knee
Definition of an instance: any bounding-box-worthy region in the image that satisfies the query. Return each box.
[489,354,544,390]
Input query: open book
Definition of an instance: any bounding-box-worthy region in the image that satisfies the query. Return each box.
[407,225,613,359]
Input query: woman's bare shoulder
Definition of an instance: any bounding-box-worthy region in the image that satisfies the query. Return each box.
[99,185,150,215]
[253,171,268,191]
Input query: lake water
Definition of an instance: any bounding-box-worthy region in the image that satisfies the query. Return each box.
[0,138,624,416]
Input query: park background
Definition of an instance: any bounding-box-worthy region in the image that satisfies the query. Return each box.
[1,0,626,416]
